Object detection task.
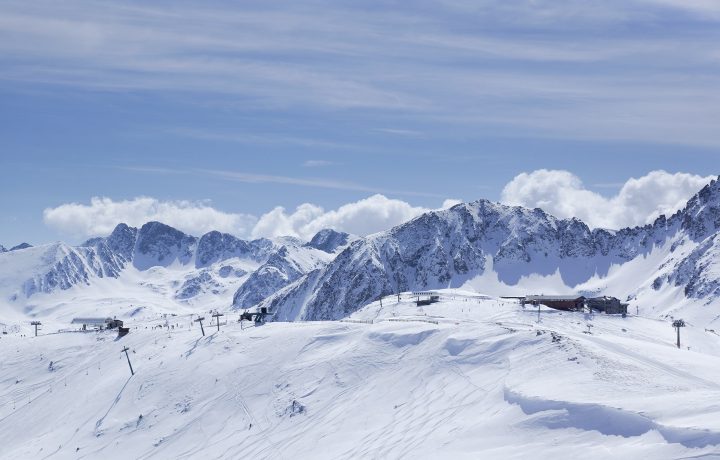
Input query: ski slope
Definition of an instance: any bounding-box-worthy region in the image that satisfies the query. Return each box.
[2,291,720,459]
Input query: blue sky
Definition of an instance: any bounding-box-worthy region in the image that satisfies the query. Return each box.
[1,0,719,245]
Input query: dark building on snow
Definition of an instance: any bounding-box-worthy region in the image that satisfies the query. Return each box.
[523,295,586,311]
[586,296,628,315]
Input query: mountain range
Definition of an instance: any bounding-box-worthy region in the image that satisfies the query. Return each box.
[258,175,720,322]
[0,222,345,321]
[1,176,718,325]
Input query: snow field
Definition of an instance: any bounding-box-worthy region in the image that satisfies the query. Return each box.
[1,292,720,458]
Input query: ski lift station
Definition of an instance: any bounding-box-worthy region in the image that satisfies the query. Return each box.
[523,295,586,311]
[585,296,629,315]
[521,295,628,314]
[71,317,124,331]
[239,307,271,324]
[412,291,441,306]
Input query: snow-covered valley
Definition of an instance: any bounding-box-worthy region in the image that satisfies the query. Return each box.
[2,292,720,458]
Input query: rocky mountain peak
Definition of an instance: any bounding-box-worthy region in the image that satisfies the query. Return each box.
[306,229,351,253]
[106,223,138,260]
[679,176,720,241]
[133,221,196,270]
[196,231,276,268]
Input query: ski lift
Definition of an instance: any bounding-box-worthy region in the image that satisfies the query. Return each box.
[239,307,271,326]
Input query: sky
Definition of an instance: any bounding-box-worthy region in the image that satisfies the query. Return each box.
[1,0,719,246]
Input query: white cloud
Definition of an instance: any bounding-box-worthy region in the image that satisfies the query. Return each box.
[250,194,458,240]
[250,203,326,240]
[441,198,463,209]
[43,194,460,241]
[42,171,714,242]
[501,169,714,229]
[42,171,714,243]
[43,197,257,239]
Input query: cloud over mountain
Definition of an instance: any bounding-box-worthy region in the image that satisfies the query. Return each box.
[251,195,461,240]
[43,170,712,241]
[43,197,258,239]
[501,169,714,229]
[43,195,460,241]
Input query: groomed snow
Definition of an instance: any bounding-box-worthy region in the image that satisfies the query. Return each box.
[2,291,720,458]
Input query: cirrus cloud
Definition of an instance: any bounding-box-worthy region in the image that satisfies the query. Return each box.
[501,169,714,229]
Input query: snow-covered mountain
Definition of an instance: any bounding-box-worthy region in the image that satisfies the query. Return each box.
[231,243,332,309]
[0,242,119,300]
[3,179,720,458]
[304,229,353,253]
[1,177,719,324]
[195,230,273,268]
[131,222,197,270]
[259,176,720,321]
[0,223,331,317]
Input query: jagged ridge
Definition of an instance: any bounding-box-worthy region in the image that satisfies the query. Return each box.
[259,177,720,320]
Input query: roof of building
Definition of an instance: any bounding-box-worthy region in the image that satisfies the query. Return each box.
[525,295,585,301]
[71,317,115,325]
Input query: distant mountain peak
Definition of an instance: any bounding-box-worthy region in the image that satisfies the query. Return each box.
[232,241,332,309]
[195,230,274,268]
[133,221,196,270]
[305,229,351,253]
[9,243,32,251]
[678,176,720,241]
